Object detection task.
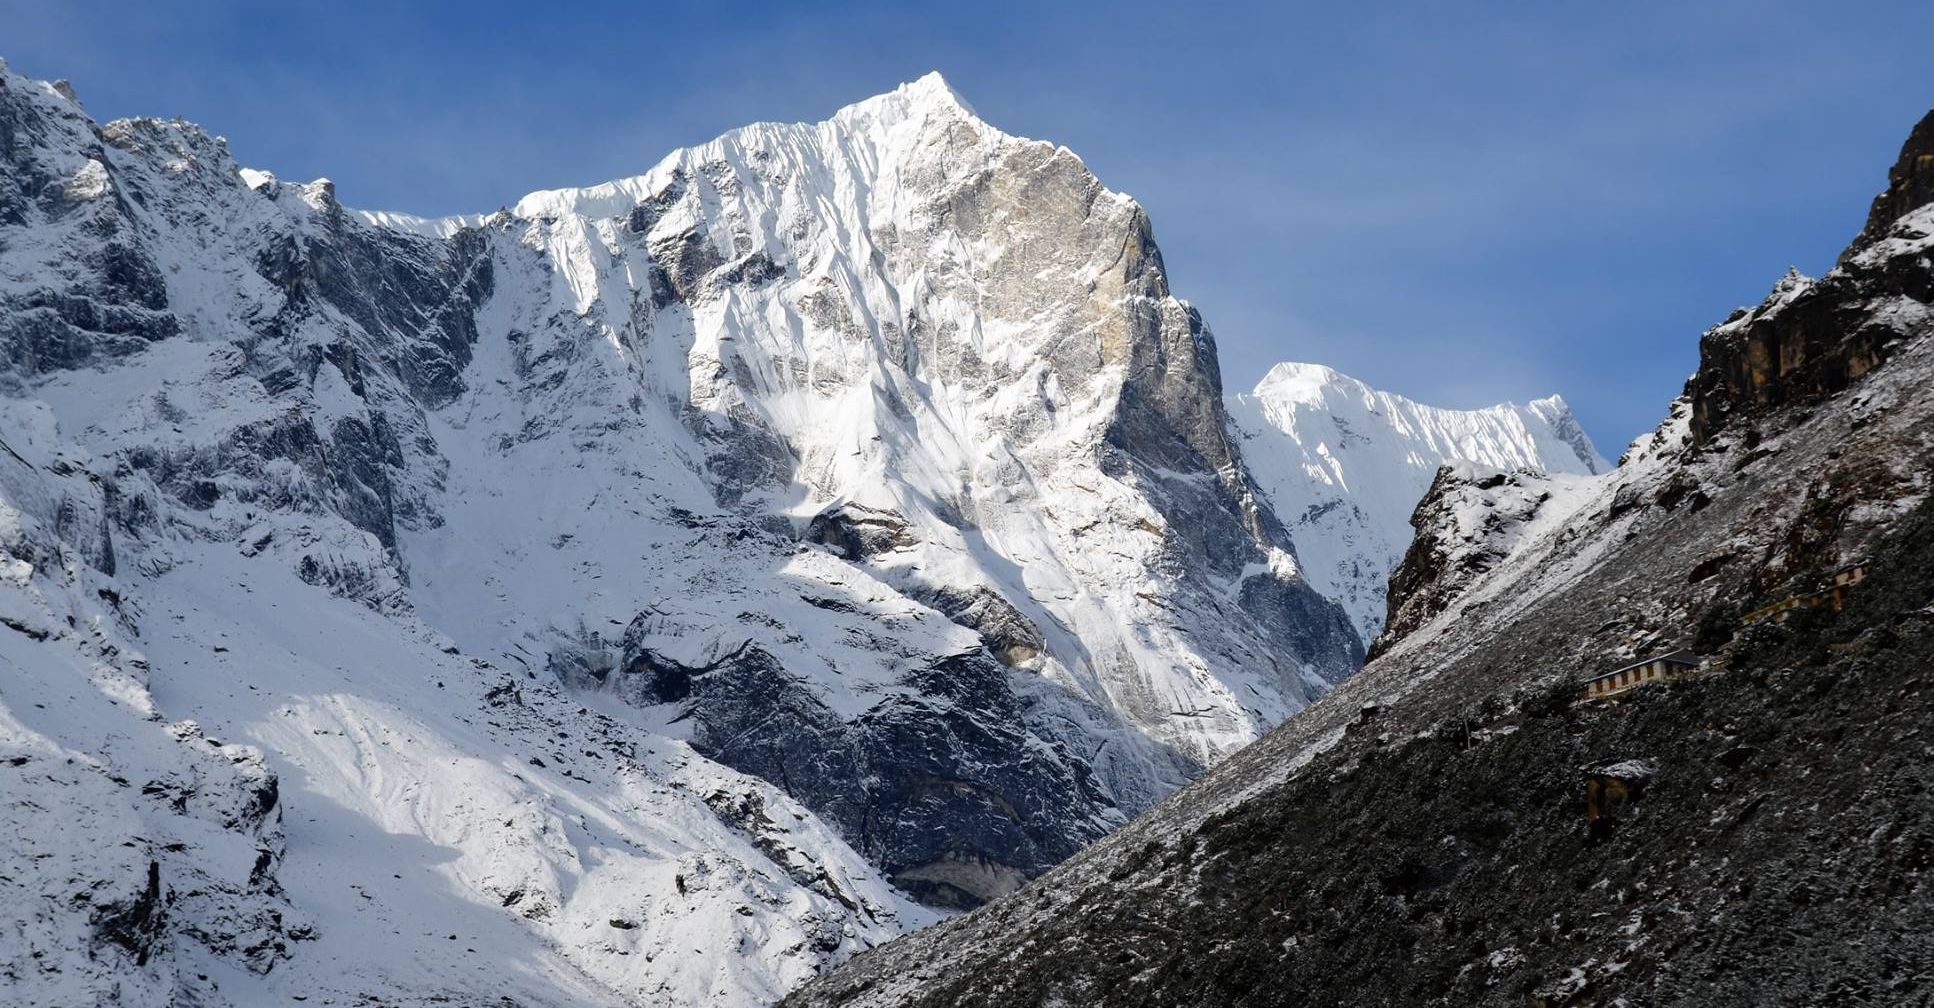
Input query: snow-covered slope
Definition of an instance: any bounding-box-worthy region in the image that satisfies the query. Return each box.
[1229,362,1608,642]
[0,60,1360,1005]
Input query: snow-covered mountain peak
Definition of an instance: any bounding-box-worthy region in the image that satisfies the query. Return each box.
[1244,362,1607,475]
[355,70,1001,238]
[1526,392,1573,417]
[1,56,1361,1006]
[1251,360,1357,403]
[1523,393,1607,475]
[1230,362,1608,641]
[832,69,980,129]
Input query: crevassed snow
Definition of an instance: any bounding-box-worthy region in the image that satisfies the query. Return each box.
[1229,361,1609,642]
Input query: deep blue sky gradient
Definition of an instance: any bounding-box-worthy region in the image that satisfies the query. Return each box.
[7,1,1933,453]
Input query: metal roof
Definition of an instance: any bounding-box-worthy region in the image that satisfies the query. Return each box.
[1586,648,1700,683]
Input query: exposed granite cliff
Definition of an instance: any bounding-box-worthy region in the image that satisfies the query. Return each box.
[1690,109,1934,448]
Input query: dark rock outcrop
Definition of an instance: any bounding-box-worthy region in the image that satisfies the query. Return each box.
[806,503,921,561]
[1688,114,1934,449]
[91,860,166,967]
[1374,465,1558,658]
[1847,108,1934,256]
[609,634,1112,908]
[1685,264,1914,448]
[907,583,1045,667]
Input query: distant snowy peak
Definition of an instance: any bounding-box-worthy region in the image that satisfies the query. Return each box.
[1525,394,1610,476]
[1229,362,1609,642]
[1240,362,1608,476]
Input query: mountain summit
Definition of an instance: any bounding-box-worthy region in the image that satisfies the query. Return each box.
[0,62,1379,1006]
[1230,362,1607,641]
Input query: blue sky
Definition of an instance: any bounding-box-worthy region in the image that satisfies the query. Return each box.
[7,1,1933,452]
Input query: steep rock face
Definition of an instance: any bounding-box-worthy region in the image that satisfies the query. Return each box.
[1848,108,1934,254]
[1690,115,1934,448]
[1229,362,1606,643]
[1685,262,1914,448]
[0,62,1361,1005]
[785,104,1934,1008]
[1374,462,1590,656]
[574,634,1106,910]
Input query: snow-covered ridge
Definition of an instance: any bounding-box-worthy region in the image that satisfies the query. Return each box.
[1242,362,1606,476]
[1,56,1359,1007]
[1229,361,1609,641]
[349,72,1010,235]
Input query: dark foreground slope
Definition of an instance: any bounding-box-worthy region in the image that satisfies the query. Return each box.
[795,510,1934,1006]
[785,112,1934,1008]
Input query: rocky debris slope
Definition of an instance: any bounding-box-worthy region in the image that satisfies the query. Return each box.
[1228,362,1605,644]
[0,60,1362,1005]
[784,103,1934,1008]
